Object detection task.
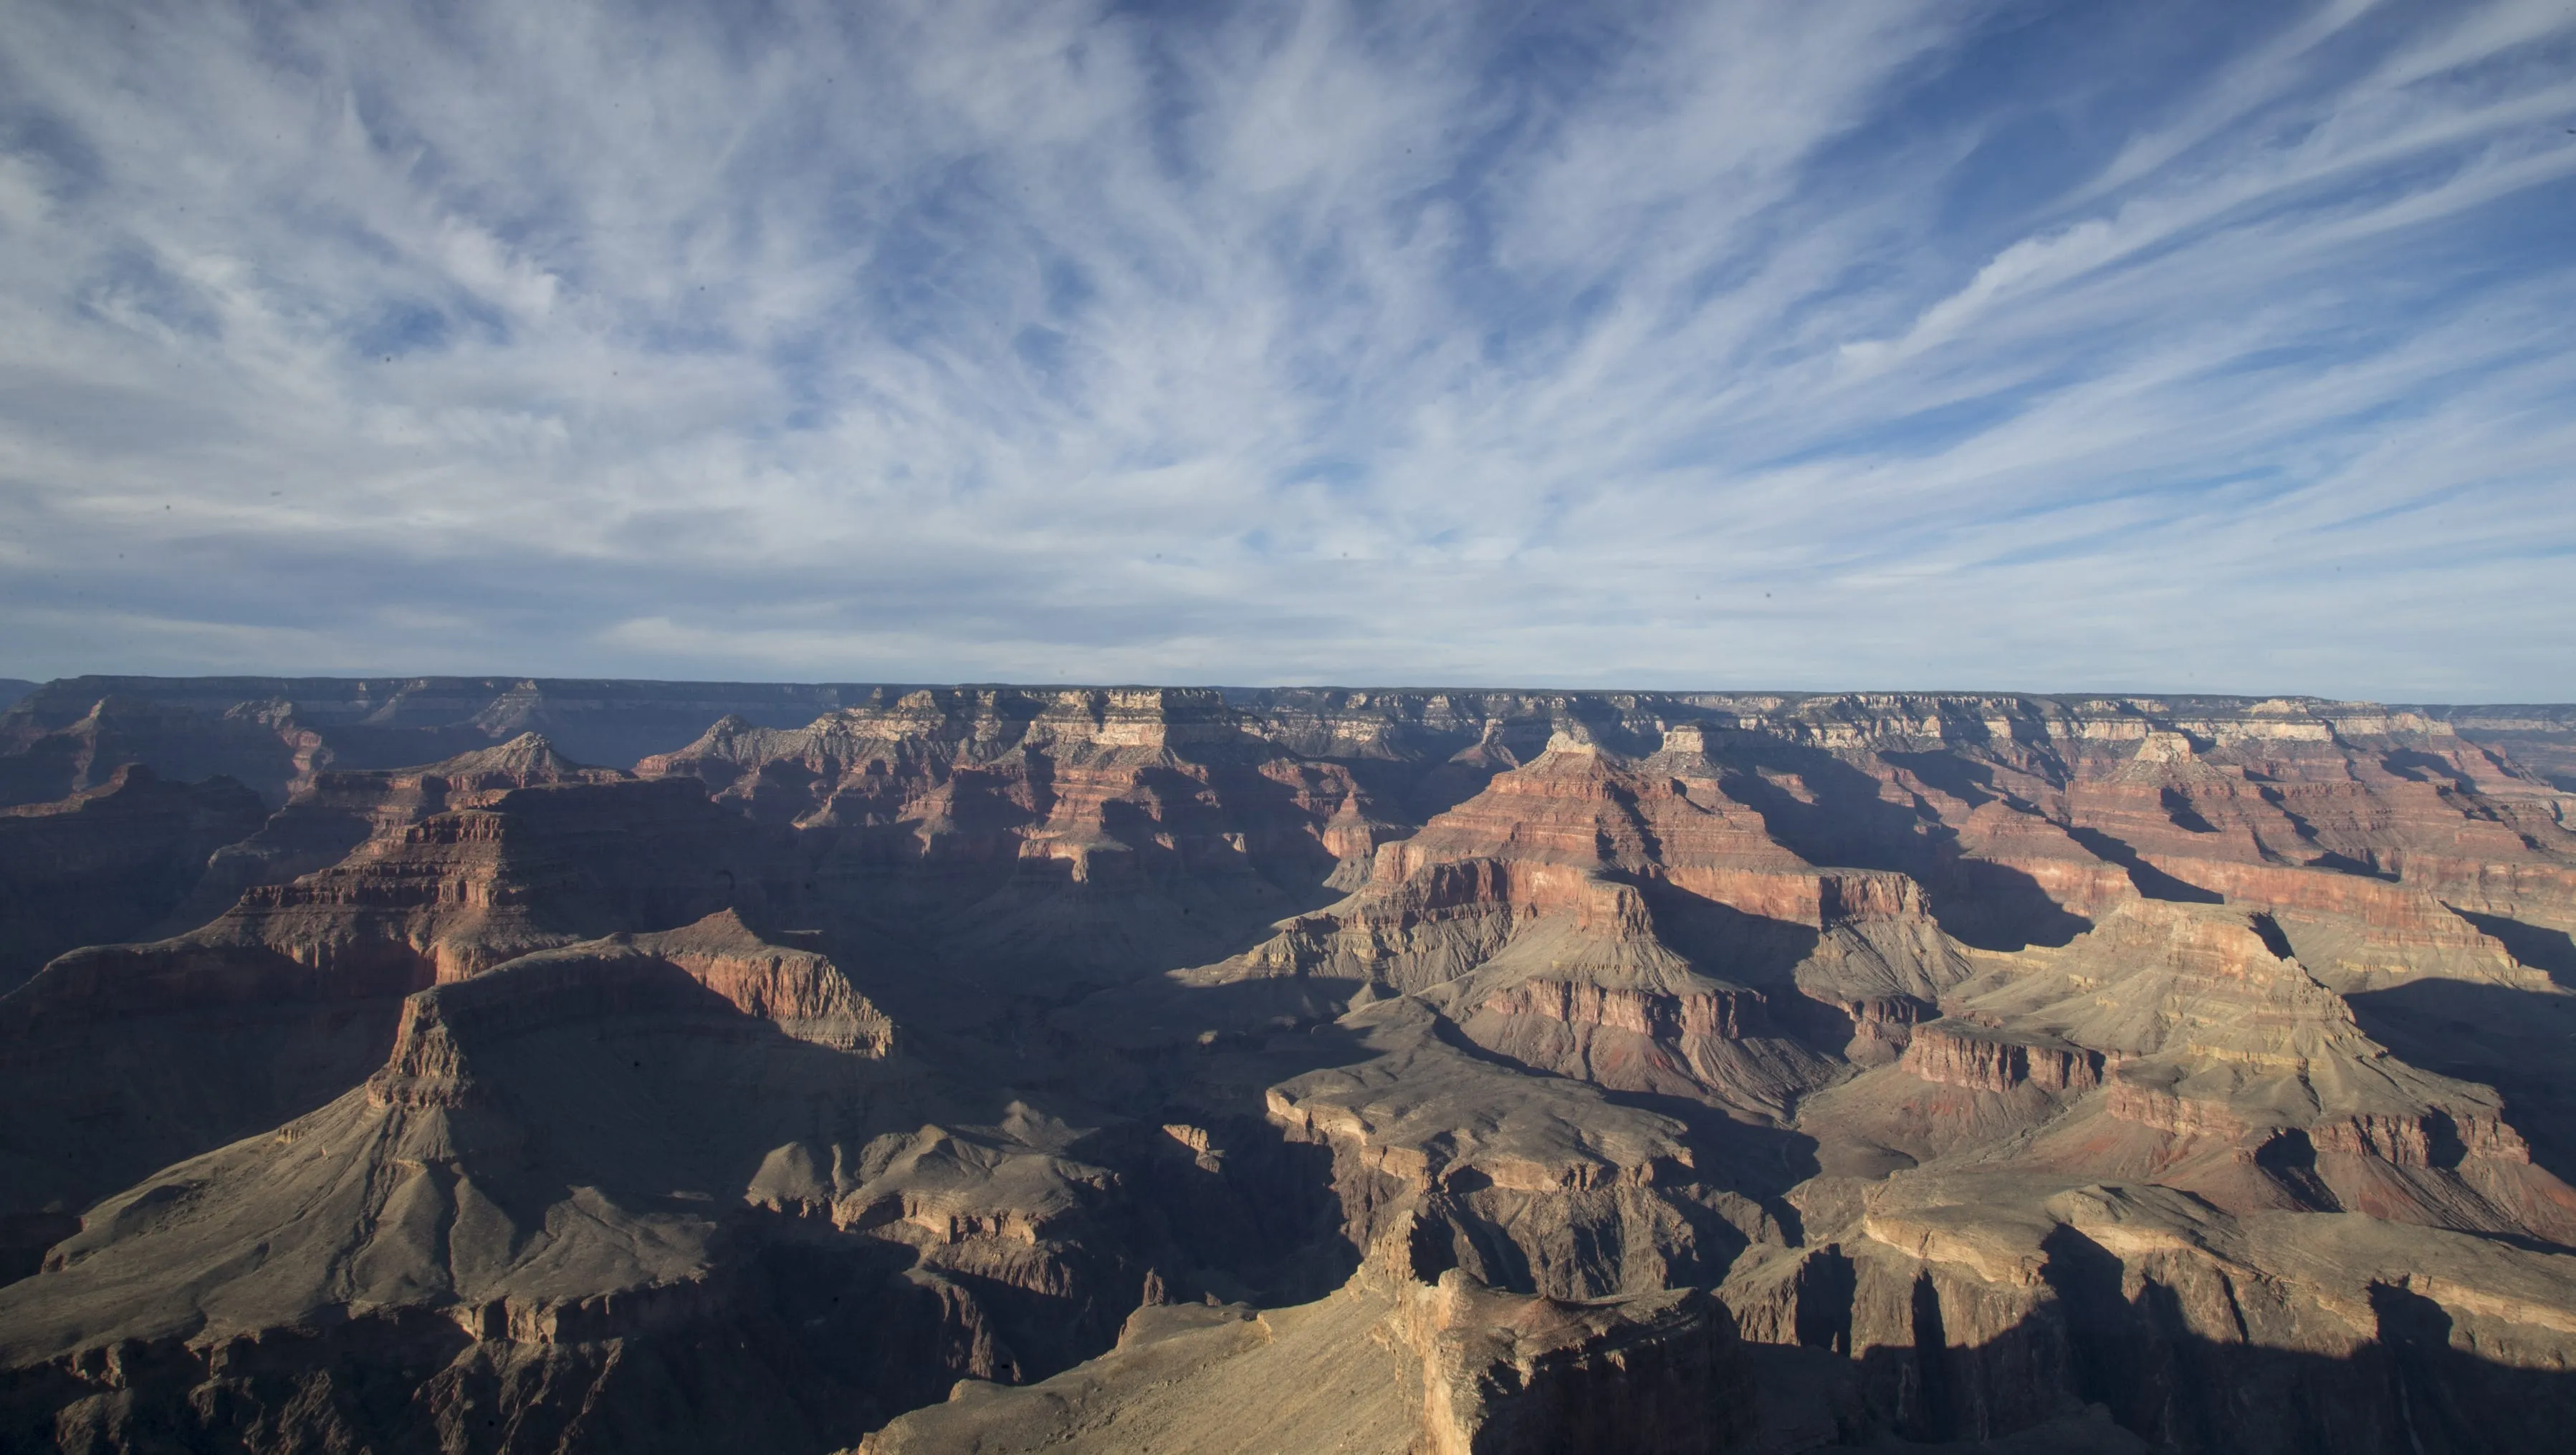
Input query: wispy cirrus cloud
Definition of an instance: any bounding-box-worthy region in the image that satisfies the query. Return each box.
[0,0,2569,697]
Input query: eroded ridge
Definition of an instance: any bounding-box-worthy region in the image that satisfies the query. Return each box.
[2,681,2574,1451]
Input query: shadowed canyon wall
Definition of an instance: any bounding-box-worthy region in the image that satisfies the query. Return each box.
[2,678,2574,1453]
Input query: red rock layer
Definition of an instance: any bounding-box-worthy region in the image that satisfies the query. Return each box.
[1900,1021,2103,1095]
[197,776,785,983]
[1481,979,1758,1042]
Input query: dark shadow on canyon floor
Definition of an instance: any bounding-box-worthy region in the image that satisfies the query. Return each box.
[2450,907,2576,988]
[2062,825,2226,903]
[1747,1222,2576,1454]
[2347,976,2576,1189]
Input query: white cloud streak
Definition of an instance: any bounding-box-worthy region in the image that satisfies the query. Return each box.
[0,0,2570,698]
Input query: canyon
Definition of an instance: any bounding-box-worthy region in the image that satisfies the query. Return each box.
[1,676,2573,1452]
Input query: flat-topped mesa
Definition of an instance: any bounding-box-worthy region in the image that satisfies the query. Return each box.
[1022,686,1241,751]
[1657,723,1713,756]
[360,940,737,1110]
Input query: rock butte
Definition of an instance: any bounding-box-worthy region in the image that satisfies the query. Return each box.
[0,678,2573,1452]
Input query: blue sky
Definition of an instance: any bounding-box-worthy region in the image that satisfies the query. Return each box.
[1,0,2572,697]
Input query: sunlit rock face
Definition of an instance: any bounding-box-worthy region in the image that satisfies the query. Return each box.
[3,678,2575,1453]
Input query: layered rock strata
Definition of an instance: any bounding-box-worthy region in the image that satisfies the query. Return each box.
[0,681,2571,1453]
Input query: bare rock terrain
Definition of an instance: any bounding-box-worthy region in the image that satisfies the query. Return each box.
[1,678,2574,1451]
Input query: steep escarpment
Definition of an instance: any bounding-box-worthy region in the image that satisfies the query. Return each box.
[0,677,897,784]
[0,772,813,1274]
[0,696,306,809]
[0,681,2572,1453]
[0,767,267,994]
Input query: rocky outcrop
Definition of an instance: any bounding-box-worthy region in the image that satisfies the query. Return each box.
[1402,1271,1747,1455]
[183,774,795,982]
[851,1268,1751,1455]
[849,1292,1421,1455]
[1902,1021,2104,1095]
[1201,740,1951,1118]
[1826,1175,2576,1451]
[1263,999,1768,1300]
[1478,977,1761,1042]
[158,733,632,936]
[631,911,892,1055]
